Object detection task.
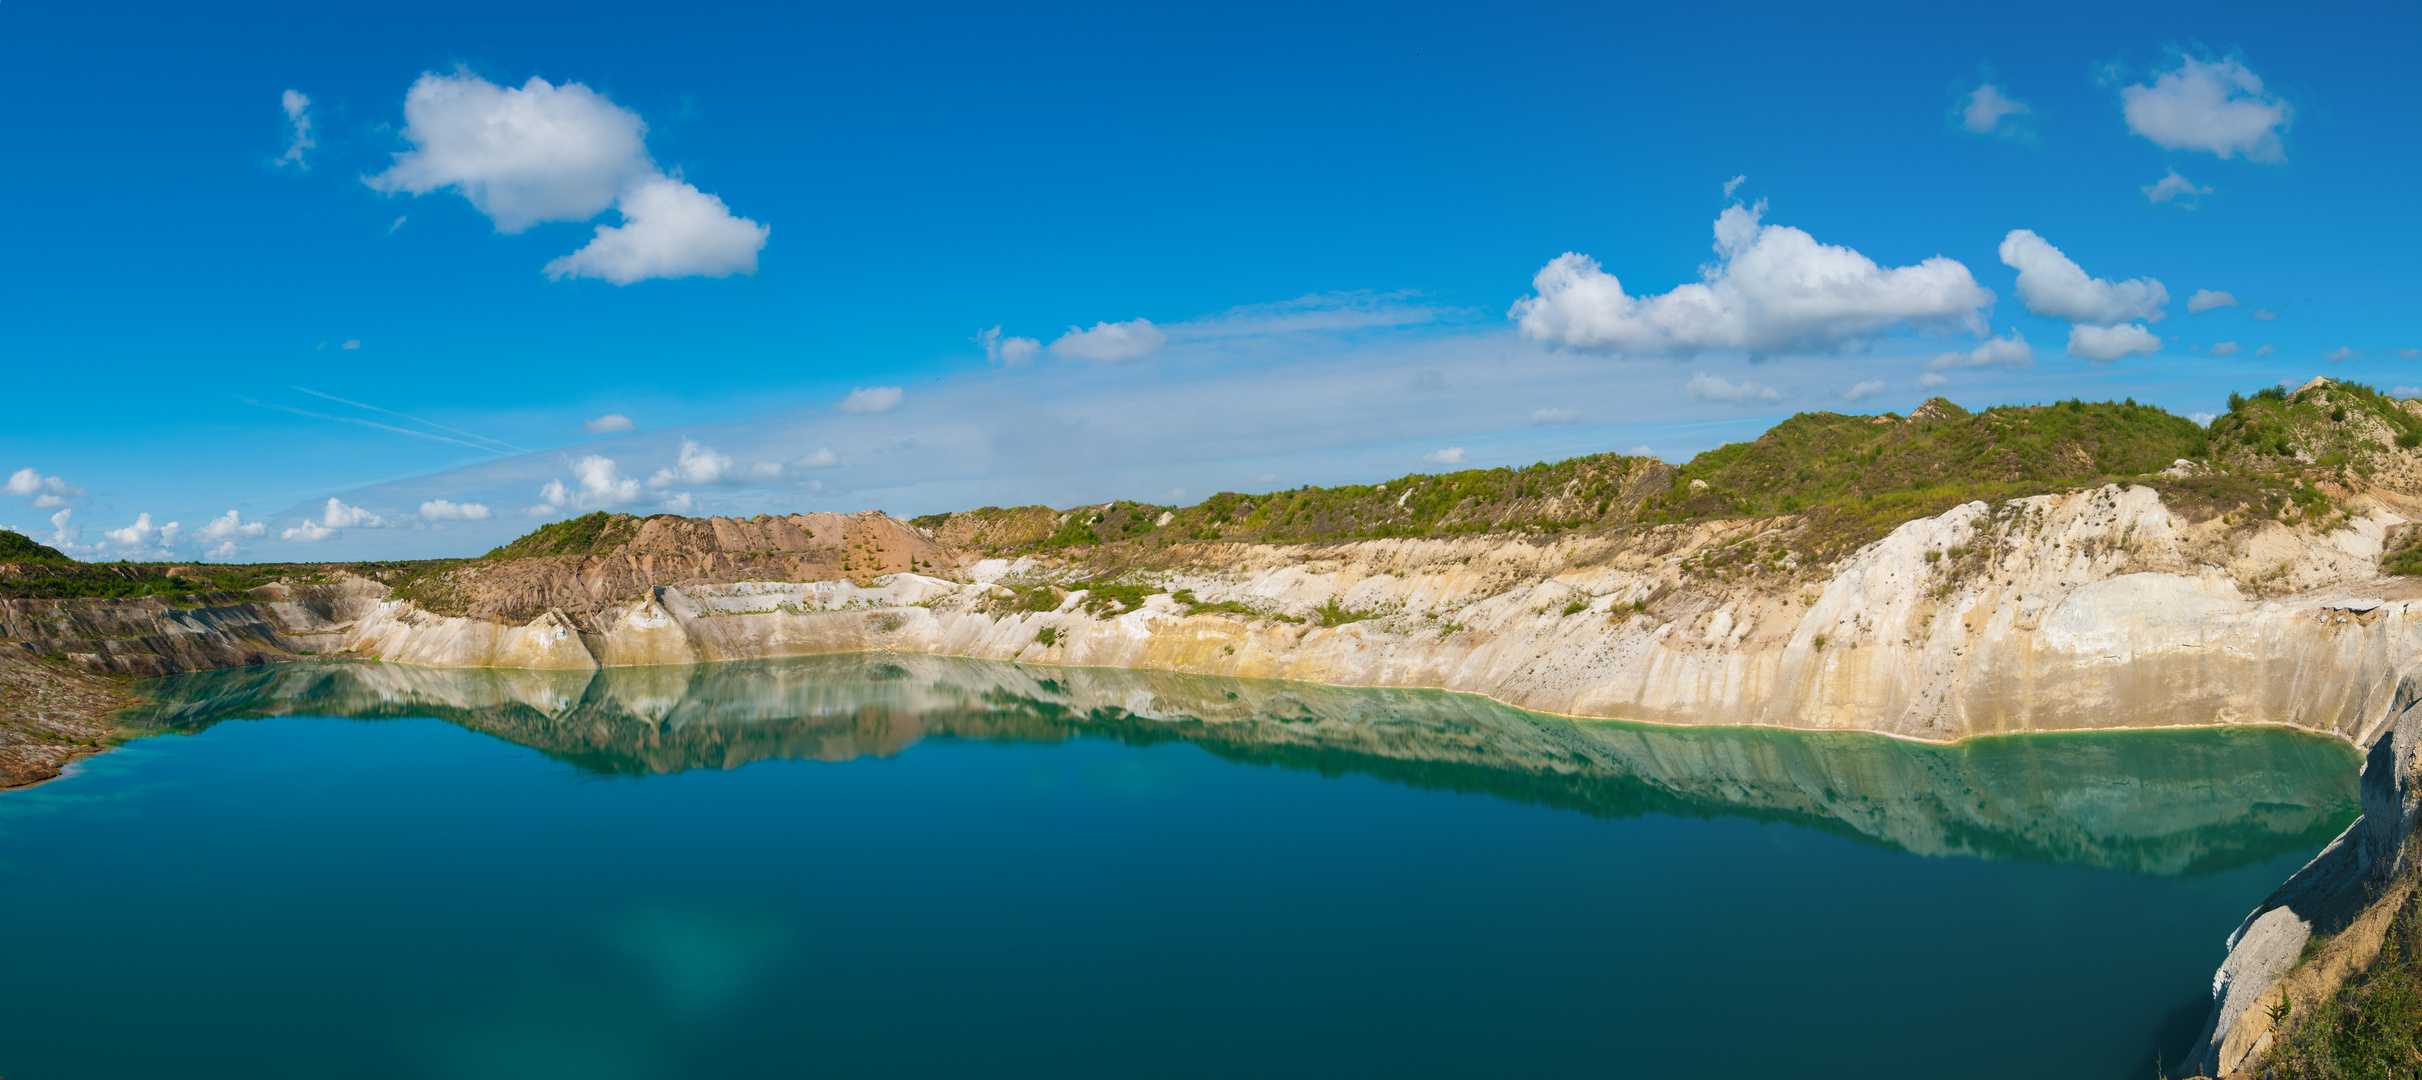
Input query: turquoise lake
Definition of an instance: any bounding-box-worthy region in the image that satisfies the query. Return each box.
[0,654,2364,1078]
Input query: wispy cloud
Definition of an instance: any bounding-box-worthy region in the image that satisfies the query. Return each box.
[296,387,530,452]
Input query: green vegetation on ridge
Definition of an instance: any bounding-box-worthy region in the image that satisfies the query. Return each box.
[929,384,2422,566]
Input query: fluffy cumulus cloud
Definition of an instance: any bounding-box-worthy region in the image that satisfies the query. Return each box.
[1530,408,1580,426]
[1685,371,1782,404]
[1998,230,2168,326]
[5,467,84,509]
[838,386,903,413]
[797,448,839,468]
[529,455,643,515]
[2067,323,2162,363]
[543,176,769,284]
[1843,379,1889,401]
[2210,341,2241,357]
[1961,83,2029,135]
[321,498,385,528]
[1421,447,1468,466]
[2142,169,2212,207]
[2254,309,2278,321]
[1916,372,1949,389]
[195,510,267,541]
[977,326,1041,367]
[2256,344,2276,357]
[645,439,778,488]
[2188,290,2239,314]
[277,89,314,168]
[286,498,384,540]
[2120,56,2292,162]
[418,499,492,521]
[1511,202,1991,356]
[365,71,766,283]
[585,413,637,433]
[2326,347,2361,362]
[1051,319,1167,362]
[103,514,179,554]
[1926,332,2034,371]
[661,492,696,514]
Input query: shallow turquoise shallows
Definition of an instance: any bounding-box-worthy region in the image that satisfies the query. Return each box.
[0,655,2363,1079]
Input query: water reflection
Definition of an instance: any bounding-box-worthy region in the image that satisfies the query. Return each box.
[124,654,2359,877]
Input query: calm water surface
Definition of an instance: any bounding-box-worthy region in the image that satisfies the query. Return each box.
[0,655,2363,1079]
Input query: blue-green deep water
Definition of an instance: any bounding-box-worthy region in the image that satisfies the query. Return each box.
[0,655,2365,1079]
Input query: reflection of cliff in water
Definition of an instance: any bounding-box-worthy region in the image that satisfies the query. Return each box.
[124,654,2360,877]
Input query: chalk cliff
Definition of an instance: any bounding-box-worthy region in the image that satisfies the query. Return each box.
[274,484,2422,750]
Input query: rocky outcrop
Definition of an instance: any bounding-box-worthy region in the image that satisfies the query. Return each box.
[0,579,380,677]
[0,644,138,787]
[2176,667,2422,1076]
[324,485,2422,746]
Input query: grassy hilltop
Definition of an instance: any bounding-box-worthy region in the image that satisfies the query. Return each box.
[8,379,2421,602]
[918,380,2422,564]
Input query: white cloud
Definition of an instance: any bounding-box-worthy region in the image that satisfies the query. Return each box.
[194,510,267,541]
[798,448,839,468]
[2142,169,2212,207]
[1961,83,2029,134]
[2190,412,2217,425]
[2397,387,2422,399]
[2325,346,2361,362]
[1926,332,2034,371]
[6,468,84,501]
[366,71,766,284]
[1685,371,1782,403]
[103,513,177,552]
[542,175,768,284]
[2210,341,2241,357]
[367,72,653,231]
[49,509,83,552]
[2120,56,2291,162]
[1511,202,1991,355]
[1998,230,2168,325]
[318,498,385,528]
[529,455,643,515]
[341,339,361,350]
[1723,174,1747,197]
[418,499,492,521]
[2253,309,2278,321]
[2187,290,2239,313]
[1843,379,1889,401]
[661,492,696,513]
[977,326,1041,367]
[2403,349,2421,360]
[1422,447,1469,466]
[2066,323,2161,363]
[1051,319,1167,362]
[2255,344,2276,357]
[1627,445,1655,457]
[277,89,315,168]
[1529,408,1580,426]
[838,386,904,413]
[282,520,336,542]
[651,439,734,487]
[1916,372,1949,389]
[585,413,637,433]
[204,541,243,561]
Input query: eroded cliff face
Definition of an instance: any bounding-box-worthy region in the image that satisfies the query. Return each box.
[312,484,2422,747]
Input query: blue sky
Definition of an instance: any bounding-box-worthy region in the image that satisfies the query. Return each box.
[4,0,2416,560]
